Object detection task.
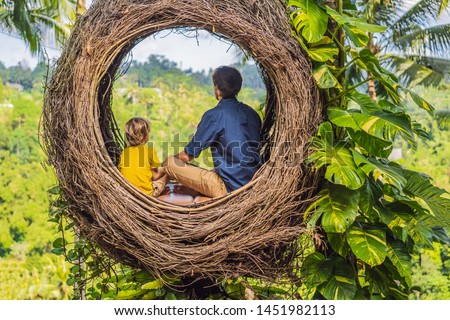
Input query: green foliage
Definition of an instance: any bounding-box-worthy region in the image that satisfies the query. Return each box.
[2,0,447,301]
[410,244,450,299]
[290,0,328,43]
[48,184,300,300]
[0,0,76,56]
[361,0,450,88]
[0,61,48,90]
[308,184,359,233]
[44,2,449,300]
[0,78,72,299]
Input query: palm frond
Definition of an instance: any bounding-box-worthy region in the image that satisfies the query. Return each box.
[406,54,450,73]
[0,0,76,55]
[438,0,449,16]
[390,0,444,31]
[434,109,450,128]
[393,23,450,57]
[381,54,445,87]
[373,0,449,45]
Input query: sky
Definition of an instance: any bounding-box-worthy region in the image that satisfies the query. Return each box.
[0,0,448,70]
[0,28,242,71]
[0,0,242,72]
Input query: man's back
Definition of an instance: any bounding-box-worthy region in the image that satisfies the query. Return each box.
[184,97,262,192]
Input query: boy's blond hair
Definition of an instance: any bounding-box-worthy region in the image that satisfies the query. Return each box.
[125,117,150,146]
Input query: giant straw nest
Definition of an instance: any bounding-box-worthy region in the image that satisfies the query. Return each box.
[42,0,322,280]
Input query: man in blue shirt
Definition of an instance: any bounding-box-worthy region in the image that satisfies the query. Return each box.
[163,66,262,198]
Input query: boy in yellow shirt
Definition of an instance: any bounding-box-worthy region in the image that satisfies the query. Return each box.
[118,117,168,196]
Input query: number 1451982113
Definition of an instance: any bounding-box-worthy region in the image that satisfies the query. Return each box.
[256,304,336,316]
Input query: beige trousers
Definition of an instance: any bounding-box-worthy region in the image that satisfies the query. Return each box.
[163,156,228,198]
[152,174,170,197]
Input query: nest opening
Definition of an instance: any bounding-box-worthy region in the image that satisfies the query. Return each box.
[42,0,322,280]
[103,27,273,206]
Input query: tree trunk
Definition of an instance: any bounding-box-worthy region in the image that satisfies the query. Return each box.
[367,32,379,101]
[368,74,377,101]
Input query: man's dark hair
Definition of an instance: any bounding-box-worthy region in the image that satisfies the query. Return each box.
[212,66,243,99]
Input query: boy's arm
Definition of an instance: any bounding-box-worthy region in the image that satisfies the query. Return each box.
[151,167,166,181]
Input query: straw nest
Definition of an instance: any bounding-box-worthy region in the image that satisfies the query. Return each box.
[41,0,322,280]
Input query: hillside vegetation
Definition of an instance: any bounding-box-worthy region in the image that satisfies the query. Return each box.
[0,56,448,299]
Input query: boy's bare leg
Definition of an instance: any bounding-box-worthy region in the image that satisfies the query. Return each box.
[162,156,227,198]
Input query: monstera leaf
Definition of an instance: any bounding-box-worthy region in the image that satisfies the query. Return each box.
[289,0,328,43]
[346,224,387,267]
[309,122,366,190]
[308,184,360,233]
[327,108,393,157]
[349,129,393,158]
[352,111,415,147]
[352,153,407,191]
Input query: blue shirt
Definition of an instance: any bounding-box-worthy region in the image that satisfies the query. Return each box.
[184,97,262,192]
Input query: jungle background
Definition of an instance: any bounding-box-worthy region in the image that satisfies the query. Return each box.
[1,54,449,299]
[0,0,449,300]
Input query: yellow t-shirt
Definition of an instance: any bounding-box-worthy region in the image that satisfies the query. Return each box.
[118,145,160,195]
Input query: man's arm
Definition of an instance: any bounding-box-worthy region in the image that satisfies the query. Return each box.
[183,111,220,160]
[176,150,194,163]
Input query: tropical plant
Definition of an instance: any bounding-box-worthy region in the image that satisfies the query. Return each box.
[289,0,450,299]
[0,0,77,55]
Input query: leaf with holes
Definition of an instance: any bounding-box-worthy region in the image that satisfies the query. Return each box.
[289,0,328,43]
[359,178,383,219]
[403,170,450,224]
[351,111,415,147]
[349,129,393,158]
[309,123,366,190]
[352,153,407,191]
[324,146,366,189]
